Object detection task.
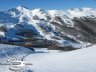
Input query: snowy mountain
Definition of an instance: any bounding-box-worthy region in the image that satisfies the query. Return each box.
[0,6,96,49]
[0,6,96,72]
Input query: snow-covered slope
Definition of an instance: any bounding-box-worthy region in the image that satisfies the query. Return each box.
[25,44,96,72]
[0,43,96,72]
[0,44,34,72]
[0,6,96,48]
[67,7,96,18]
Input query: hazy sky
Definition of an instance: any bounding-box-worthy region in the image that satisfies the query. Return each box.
[0,0,96,10]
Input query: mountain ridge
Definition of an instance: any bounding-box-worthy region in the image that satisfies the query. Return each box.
[0,6,96,50]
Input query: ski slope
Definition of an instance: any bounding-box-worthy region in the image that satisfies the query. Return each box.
[25,45,96,72]
[0,44,96,72]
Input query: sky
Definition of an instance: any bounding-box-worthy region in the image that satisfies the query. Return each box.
[0,0,96,10]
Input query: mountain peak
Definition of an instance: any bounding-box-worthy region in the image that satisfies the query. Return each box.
[82,7,95,11]
[69,7,94,11]
[16,6,29,11]
[17,6,28,9]
[32,8,45,12]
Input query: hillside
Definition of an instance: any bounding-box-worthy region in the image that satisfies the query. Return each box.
[0,6,96,50]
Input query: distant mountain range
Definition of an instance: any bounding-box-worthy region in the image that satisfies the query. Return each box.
[0,6,96,50]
